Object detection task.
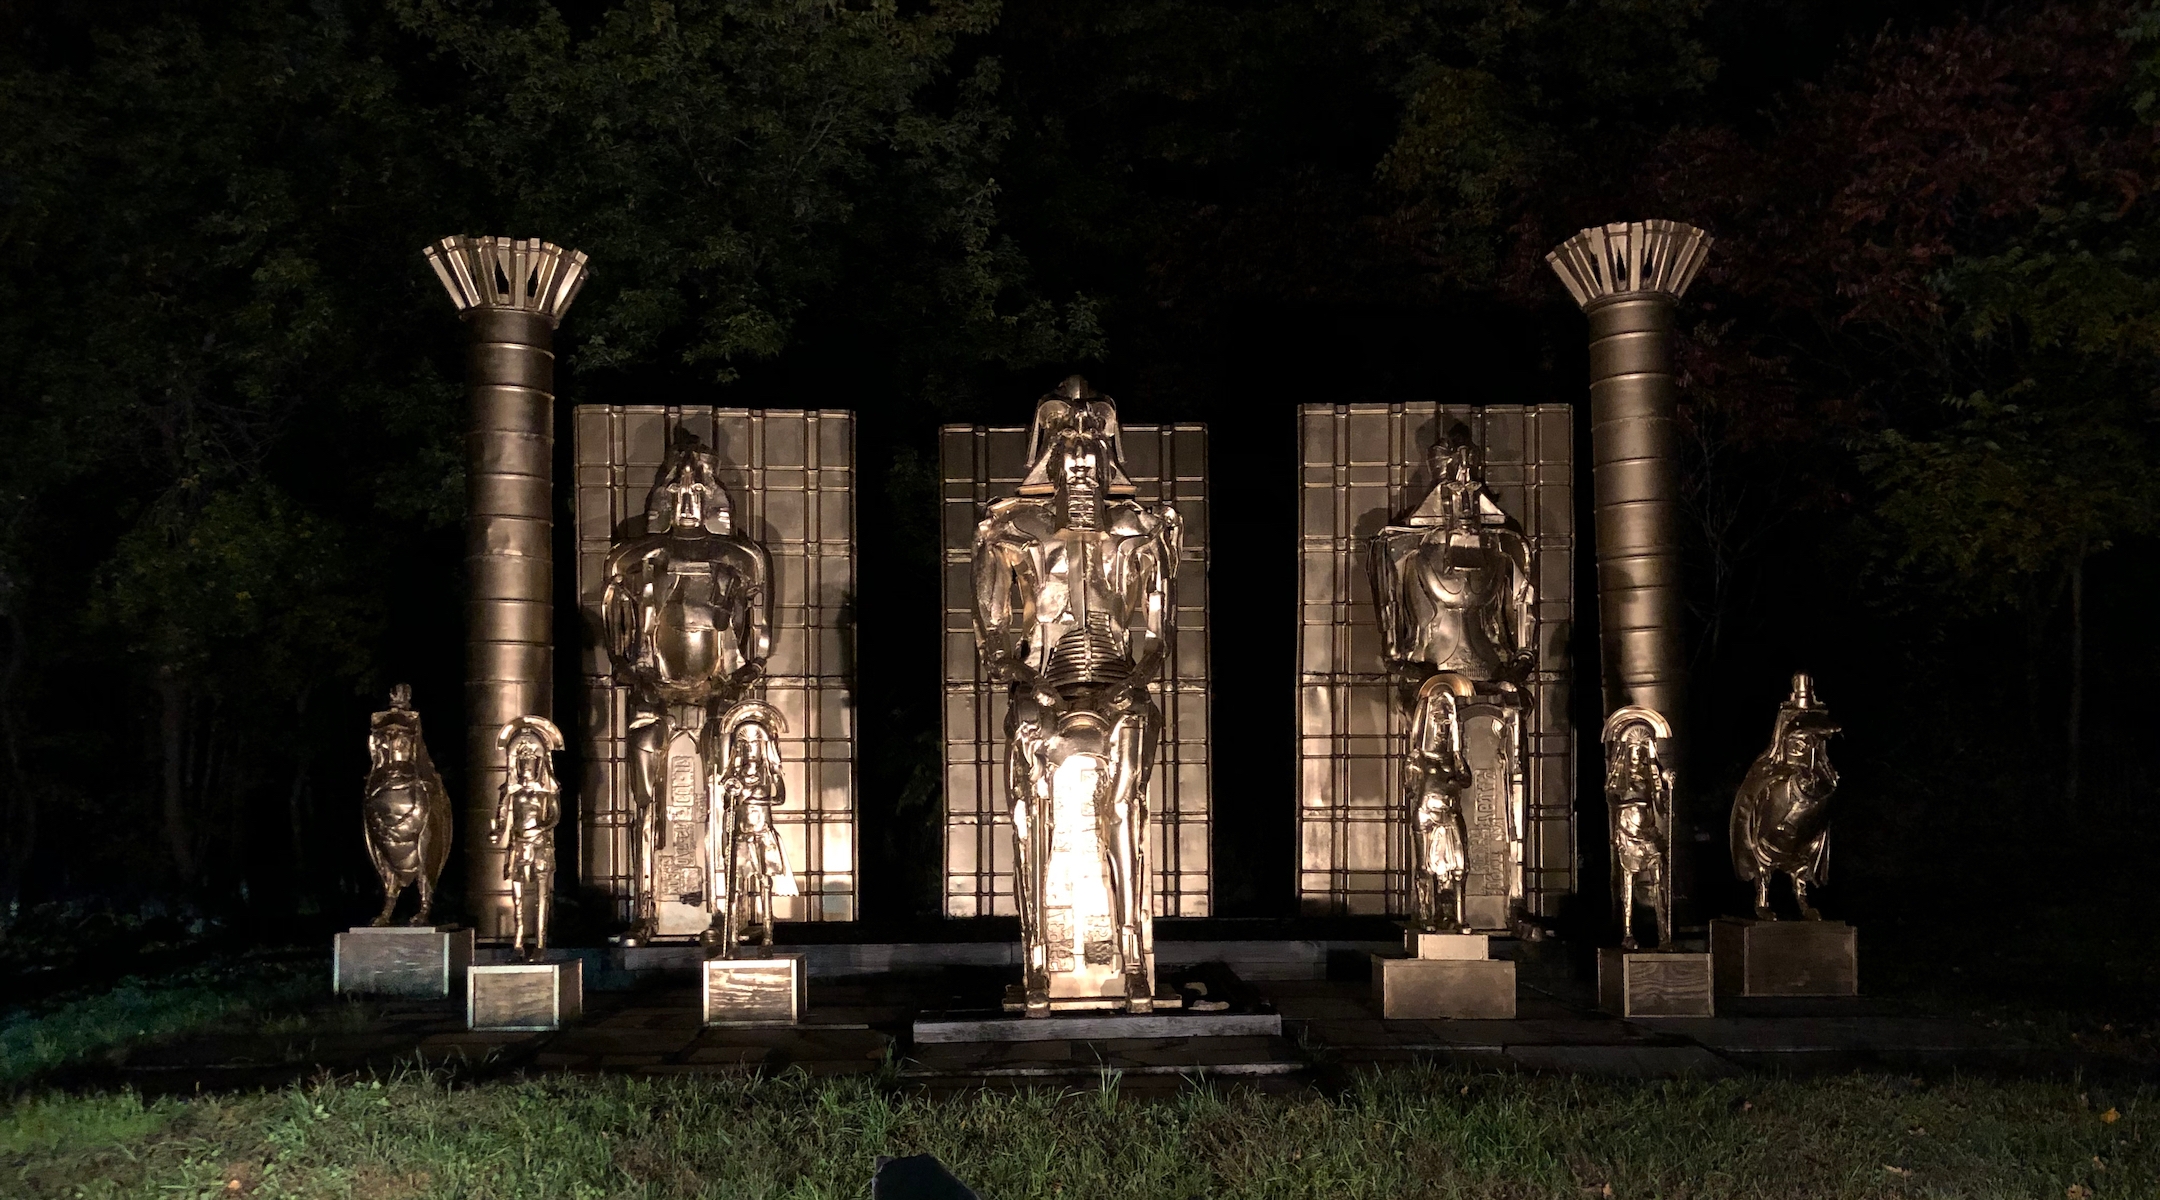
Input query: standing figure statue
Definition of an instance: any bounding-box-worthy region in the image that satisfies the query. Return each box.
[1405,678,1473,931]
[973,377,1182,1015]
[1602,705,1675,950]
[601,427,777,944]
[362,685,454,927]
[491,716,565,958]
[1731,674,1843,920]
[707,700,799,951]
[1369,422,1537,932]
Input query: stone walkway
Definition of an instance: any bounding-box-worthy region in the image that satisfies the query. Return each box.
[69,962,2125,1096]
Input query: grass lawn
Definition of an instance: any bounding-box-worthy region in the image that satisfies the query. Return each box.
[1,1066,2148,1199]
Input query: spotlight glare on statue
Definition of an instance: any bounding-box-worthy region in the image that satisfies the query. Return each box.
[972,377,1182,1015]
[362,685,454,927]
[1731,674,1842,921]
[492,716,565,959]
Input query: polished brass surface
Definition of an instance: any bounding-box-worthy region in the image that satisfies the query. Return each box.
[1545,221,1709,727]
[596,427,797,948]
[1711,917,1857,997]
[1296,404,1574,922]
[1730,674,1842,920]
[1597,948,1714,1018]
[1365,420,1541,933]
[363,685,455,926]
[576,408,855,930]
[1603,705,1674,950]
[332,927,473,997]
[468,960,584,1031]
[702,954,807,1026]
[965,378,1185,1014]
[491,716,565,958]
[943,409,1210,926]
[707,700,799,952]
[423,235,589,941]
[1407,930,1490,960]
[1372,955,1517,1019]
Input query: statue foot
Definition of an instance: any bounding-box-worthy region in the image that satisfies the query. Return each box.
[1753,907,1778,921]
[1123,973,1154,1015]
[1620,935,1638,952]
[369,914,394,928]
[621,918,657,946]
[1023,988,1050,1017]
[1799,906,1823,921]
[405,913,433,928]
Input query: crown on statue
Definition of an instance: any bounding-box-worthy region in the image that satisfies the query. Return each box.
[1545,220,1711,311]
[422,235,589,323]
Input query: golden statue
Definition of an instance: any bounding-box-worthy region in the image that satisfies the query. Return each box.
[1602,705,1674,949]
[1405,677,1473,931]
[600,427,776,943]
[972,378,1182,1014]
[362,685,454,927]
[1731,674,1842,920]
[491,716,565,958]
[706,700,798,952]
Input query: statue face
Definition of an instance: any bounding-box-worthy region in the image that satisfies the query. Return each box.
[664,463,709,530]
[732,725,773,776]
[511,737,549,785]
[375,723,416,764]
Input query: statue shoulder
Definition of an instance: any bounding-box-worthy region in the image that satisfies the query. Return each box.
[1105,498,1174,537]
[603,530,669,577]
[979,497,1053,538]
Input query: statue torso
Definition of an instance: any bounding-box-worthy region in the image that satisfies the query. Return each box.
[980,497,1173,677]
[605,529,767,704]
[1376,527,1525,679]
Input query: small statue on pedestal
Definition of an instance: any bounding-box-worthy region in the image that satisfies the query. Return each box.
[1405,677,1473,932]
[601,427,776,944]
[1602,705,1674,950]
[491,716,565,958]
[707,700,799,953]
[1731,674,1842,920]
[1369,422,1536,932]
[363,685,454,927]
[972,377,1182,1015]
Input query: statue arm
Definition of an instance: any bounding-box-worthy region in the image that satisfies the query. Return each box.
[735,542,774,686]
[489,778,512,849]
[600,548,649,670]
[1502,533,1537,674]
[1367,530,1417,668]
[1128,506,1182,683]
[972,515,1039,683]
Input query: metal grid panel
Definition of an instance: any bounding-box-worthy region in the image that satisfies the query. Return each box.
[941,423,1212,919]
[1295,404,1575,918]
[573,407,856,924]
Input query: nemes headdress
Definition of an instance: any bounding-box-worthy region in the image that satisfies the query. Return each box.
[645,426,737,535]
[1018,376,1137,497]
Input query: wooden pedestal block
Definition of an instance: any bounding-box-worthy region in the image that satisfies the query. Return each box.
[468,960,584,1031]
[1711,918,1858,997]
[702,954,807,1026]
[1372,956,1517,1019]
[1598,949,1713,1017]
[333,927,473,997]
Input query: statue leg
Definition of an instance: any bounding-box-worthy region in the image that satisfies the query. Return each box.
[1654,863,1671,949]
[536,856,553,954]
[1754,874,1775,921]
[1620,869,1637,951]
[1105,703,1158,1012]
[509,876,527,957]
[627,714,666,938]
[1794,877,1821,921]
[1007,695,1052,1012]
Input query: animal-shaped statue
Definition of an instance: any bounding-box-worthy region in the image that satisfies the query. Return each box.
[1730,674,1842,920]
[364,685,454,926]
[1603,705,1674,950]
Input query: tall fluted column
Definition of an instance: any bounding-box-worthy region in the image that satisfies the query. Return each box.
[1549,220,1709,922]
[422,236,589,941]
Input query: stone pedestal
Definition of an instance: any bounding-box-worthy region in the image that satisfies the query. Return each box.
[1597,949,1713,1017]
[333,927,473,997]
[702,953,807,1026]
[468,959,583,1031]
[1371,930,1516,1019]
[1712,918,1857,997]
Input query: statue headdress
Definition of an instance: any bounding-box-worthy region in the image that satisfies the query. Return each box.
[1017,376,1137,497]
[645,426,737,535]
